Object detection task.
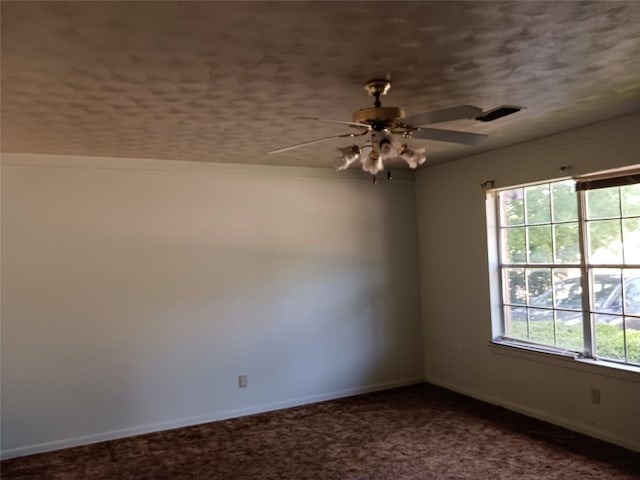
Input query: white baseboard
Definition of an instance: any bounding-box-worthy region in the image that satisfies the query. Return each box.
[1,376,424,460]
[425,375,640,453]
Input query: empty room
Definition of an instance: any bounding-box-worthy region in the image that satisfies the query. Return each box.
[1,1,639,479]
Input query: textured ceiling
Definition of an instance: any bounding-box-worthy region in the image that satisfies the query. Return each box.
[2,1,640,169]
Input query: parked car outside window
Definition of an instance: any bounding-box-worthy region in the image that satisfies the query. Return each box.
[512,274,640,328]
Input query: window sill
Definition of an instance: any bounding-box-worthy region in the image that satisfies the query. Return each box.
[489,340,640,383]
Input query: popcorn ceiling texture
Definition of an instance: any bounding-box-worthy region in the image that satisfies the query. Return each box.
[1,1,640,168]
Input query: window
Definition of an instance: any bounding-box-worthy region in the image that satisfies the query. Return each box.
[492,169,640,367]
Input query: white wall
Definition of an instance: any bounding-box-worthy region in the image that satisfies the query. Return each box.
[416,112,640,452]
[0,156,424,458]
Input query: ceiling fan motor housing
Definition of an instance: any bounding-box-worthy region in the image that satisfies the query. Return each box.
[352,106,405,129]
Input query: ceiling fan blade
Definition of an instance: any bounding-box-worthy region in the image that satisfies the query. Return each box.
[267,133,357,154]
[403,105,483,126]
[475,105,523,122]
[297,116,370,129]
[412,127,488,145]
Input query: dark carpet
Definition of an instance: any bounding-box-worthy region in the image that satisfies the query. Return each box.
[2,383,639,479]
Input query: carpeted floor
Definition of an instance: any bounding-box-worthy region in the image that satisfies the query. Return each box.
[2,383,639,479]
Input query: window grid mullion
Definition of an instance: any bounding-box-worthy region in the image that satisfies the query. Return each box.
[522,190,531,340]
[500,263,582,269]
[550,185,559,347]
[618,188,629,363]
[495,193,507,338]
[577,189,594,359]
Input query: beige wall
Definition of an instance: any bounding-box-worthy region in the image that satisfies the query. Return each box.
[416,112,640,451]
[0,156,424,458]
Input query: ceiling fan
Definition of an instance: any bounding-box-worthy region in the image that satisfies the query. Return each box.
[267,79,522,179]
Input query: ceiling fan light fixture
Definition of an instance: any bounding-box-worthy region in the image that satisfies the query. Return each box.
[362,150,384,175]
[378,137,397,160]
[399,144,427,169]
[335,145,361,170]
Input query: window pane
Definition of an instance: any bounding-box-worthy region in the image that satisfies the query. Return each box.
[527,268,552,304]
[594,315,625,361]
[621,183,640,217]
[527,225,553,263]
[503,268,526,305]
[586,187,620,219]
[553,270,583,310]
[623,271,640,316]
[504,305,527,340]
[501,227,526,263]
[588,220,622,264]
[525,184,551,224]
[552,180,578,222]
[554,223,580,263]
[627,320,640,365]
[526,307,554,322]
[528,311,555,345]
[590,269,622,314]
[555,313,583,351]
[500,188,524,226]
[622,218,640,264]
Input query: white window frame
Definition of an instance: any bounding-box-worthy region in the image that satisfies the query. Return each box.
[488,169,640,371]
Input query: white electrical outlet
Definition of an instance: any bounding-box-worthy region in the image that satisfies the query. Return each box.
[238,374,248,388]
[590,388,601,405]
